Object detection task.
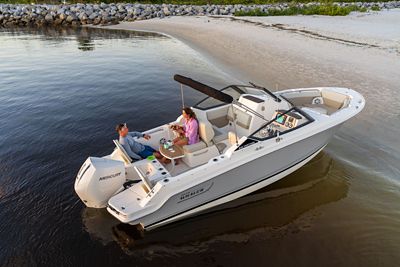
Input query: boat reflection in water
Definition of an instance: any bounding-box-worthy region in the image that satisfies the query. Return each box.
[82,151,348,253]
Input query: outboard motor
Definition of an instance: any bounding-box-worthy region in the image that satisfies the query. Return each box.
[75,157,126,208]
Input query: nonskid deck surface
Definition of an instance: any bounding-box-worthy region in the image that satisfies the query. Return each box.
[165,160,190,176]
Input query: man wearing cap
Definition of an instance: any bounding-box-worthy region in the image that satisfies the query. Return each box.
[116,123,163,161]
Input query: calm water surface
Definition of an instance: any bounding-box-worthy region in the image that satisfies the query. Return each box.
[0,27,399,267]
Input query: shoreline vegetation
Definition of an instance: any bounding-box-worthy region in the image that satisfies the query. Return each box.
[0,0,397,4]
[0,1,399,27]
[234,4,378,16]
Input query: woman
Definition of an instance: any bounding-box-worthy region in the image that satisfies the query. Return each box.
[172,107,200,147]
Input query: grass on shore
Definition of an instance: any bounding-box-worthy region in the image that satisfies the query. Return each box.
[0,0,391,5]
[234,4,380,16]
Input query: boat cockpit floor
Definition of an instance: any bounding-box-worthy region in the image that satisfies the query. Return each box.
[164,160,191,176]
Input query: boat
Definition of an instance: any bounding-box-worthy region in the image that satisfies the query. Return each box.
[74,74,365,231]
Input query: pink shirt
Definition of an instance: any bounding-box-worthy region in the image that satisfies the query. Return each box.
[184,118,200,145]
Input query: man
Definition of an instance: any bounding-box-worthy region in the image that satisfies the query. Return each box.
[116,123,162,161]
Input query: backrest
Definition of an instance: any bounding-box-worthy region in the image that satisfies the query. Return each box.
[133,165,153,191]
[206,105,230,121]
[227,106,252,130]
[281,90,321,106]
[113,140,132,164]
[192,107,216,146]
[198,121,215,146]
[321,90,349,109]
[235,109,252,129]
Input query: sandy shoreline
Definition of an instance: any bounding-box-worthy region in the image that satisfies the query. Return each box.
[101,10,400,93]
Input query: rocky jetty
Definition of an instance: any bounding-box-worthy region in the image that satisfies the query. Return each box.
[1,1,399,27]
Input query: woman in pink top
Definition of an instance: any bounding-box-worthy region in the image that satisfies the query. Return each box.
[172,107,200,147]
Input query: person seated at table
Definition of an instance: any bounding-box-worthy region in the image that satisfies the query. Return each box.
[116,123,169,163]
[171,107,200,147]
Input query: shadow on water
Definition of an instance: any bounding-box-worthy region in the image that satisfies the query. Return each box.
[82,151,348,254]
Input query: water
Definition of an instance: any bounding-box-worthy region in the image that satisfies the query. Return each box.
[0,27,399,267]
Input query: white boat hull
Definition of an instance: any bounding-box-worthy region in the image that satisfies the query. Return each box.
[112,124,339,230]
[75,80,365,231]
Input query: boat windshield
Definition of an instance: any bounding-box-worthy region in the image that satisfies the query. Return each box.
[250,107,314,141]
[195,85,269,110]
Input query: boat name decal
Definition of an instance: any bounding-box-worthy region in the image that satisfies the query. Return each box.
[99,172,121,181]
[178,182,213,203]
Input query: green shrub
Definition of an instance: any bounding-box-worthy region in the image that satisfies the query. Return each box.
[234,4,371,16]
[371,5,381,11]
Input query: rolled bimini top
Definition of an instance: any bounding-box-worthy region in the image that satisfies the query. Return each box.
[174,74,234,104]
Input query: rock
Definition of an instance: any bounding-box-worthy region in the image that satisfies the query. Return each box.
[71,20,80,27]
[66,14,77,23]
[1,2,400,27]
[59,13,67,20]
[44,13,53,22]
[54,18,63,25]
[118,4,125,11]
[195,6,204,13]
[85,8,93,15]
[163,6,171,16]
[89,12,98,20]
[79,13,88,21]
[92,17,100,25]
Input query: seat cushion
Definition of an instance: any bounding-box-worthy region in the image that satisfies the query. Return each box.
[183,141,207,153]
[209,116,229,128]
[303,104,337,115]
[322,90,348,109]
